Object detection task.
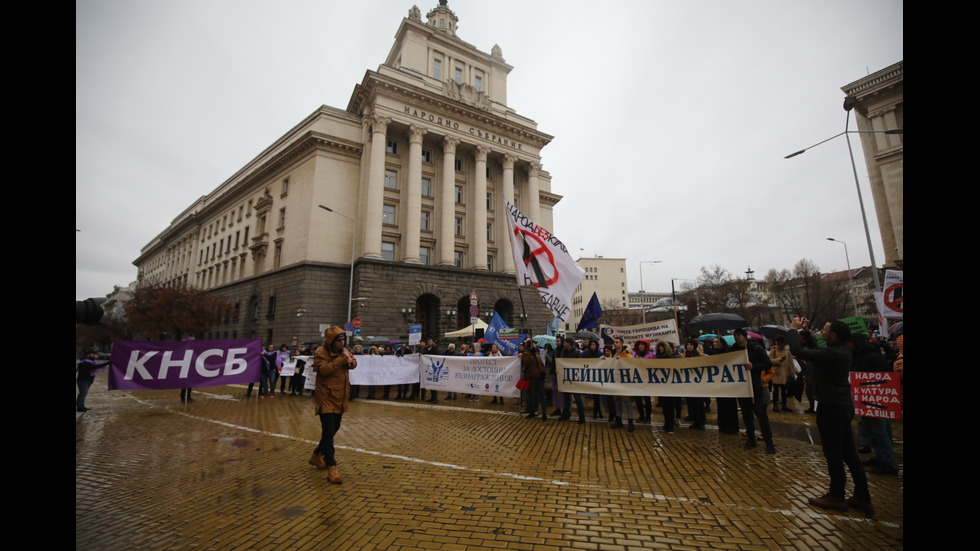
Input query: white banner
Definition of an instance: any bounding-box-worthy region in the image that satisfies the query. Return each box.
[600,320,679,347]
[556,350,753,398]
[880,269,903,320]
[504,201,584,323]
[280,358,298,377]
[349,355,420,386]
[419,355,521,397]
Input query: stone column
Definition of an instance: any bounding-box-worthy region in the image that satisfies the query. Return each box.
[527,161,542,223]
[472,145,490,270]
[404,124,427,263]
[363,114,390,259]
[501,154,518,273]
[439,136,460,266]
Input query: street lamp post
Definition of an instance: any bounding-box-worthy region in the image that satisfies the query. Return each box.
[638,260,662,323]
[319,205,356,325]
[828,237,860,318]
[672,277,700,328]
[785,100,902,291]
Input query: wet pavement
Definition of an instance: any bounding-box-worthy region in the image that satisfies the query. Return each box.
[76,381,903,550]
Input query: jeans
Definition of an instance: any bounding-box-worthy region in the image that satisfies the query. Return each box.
[687,396,706,428]
[527,378,547,417]
[817,403,870,500]
[739,391,773,446]
[260,371,275,395]
[858,417,897,468]
[77,377,93,410]
[661,397,682,430]
[316,413,343,466]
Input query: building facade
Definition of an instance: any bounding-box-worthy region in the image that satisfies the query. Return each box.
[134,2,559,345]
[842,61,903,270]
[568,257,627,330]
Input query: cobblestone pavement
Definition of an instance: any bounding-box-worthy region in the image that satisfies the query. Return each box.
[76,381,903,550]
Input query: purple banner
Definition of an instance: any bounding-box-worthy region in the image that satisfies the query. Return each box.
[109,339,263,391]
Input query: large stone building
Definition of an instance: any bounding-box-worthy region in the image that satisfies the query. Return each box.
[842,60,903,270]
[134,2,559,345]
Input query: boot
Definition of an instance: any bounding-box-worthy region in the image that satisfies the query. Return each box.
[308,452,327,470]
[326,465,343,484]
[612,417,623,429]
[627,419,635,432]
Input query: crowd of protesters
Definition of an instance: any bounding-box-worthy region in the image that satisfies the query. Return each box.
[77,320,900,514]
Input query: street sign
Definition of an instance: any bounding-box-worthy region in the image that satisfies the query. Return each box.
[353,327,362,336]
[344,322,354,331]
[470,289,479,324]
[352,318,362,328]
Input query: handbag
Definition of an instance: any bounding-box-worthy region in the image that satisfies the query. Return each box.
[516,378,531,391]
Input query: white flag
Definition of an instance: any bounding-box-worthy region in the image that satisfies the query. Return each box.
[504,201,585,323]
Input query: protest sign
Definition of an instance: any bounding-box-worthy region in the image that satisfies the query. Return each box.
[600,320,679,347]
[109,339,262,390]
[556,350,752,398]
[850,371,902,420]
[419,355,521,397]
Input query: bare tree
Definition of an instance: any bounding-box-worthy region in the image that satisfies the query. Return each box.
[124,284,233,341]
[764,259,851,324]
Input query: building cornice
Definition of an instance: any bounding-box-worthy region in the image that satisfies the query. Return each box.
[136,128,362,262]
[842,60,903,99]
[349,70,553,151]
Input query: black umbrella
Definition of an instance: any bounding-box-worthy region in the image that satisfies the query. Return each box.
[687,313,747,332]
[758,325,789,340]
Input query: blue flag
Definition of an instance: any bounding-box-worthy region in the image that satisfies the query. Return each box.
[576,292,603,331]
[485,312,521,356]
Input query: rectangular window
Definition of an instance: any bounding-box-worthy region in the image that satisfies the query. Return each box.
[421,177,432,196]
[281,177,289,196]
[475,75,482,92]
[383,204,396,225]
[454,251,463,268]
[487,255,493,272]
[433,59,441,80]
[382,242,395,261]
[278,207,286,229]
[486,166,492,180]
[487,222,493,241]
[385,169,397,189]
[455,67,462,84]
[420,210,431,231]
[455,158,463,172]
[266,296,276,320]
[234,230,240,249]
[386,140,398,154]
[421,149,432,163]
[455,217,463,236]
[454,185,463,204]
[486,192,492,210]
[420,246,430,266]
[274,242,282,268]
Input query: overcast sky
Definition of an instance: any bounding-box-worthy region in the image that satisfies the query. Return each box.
[76,0,903,300]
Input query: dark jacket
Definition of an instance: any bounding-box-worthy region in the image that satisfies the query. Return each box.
[731,340,773,395]
[786,329,852,407]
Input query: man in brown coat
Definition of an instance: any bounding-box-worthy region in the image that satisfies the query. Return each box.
[308,326,356,483]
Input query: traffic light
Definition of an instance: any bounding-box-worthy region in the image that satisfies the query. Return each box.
[76,297,107,325]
